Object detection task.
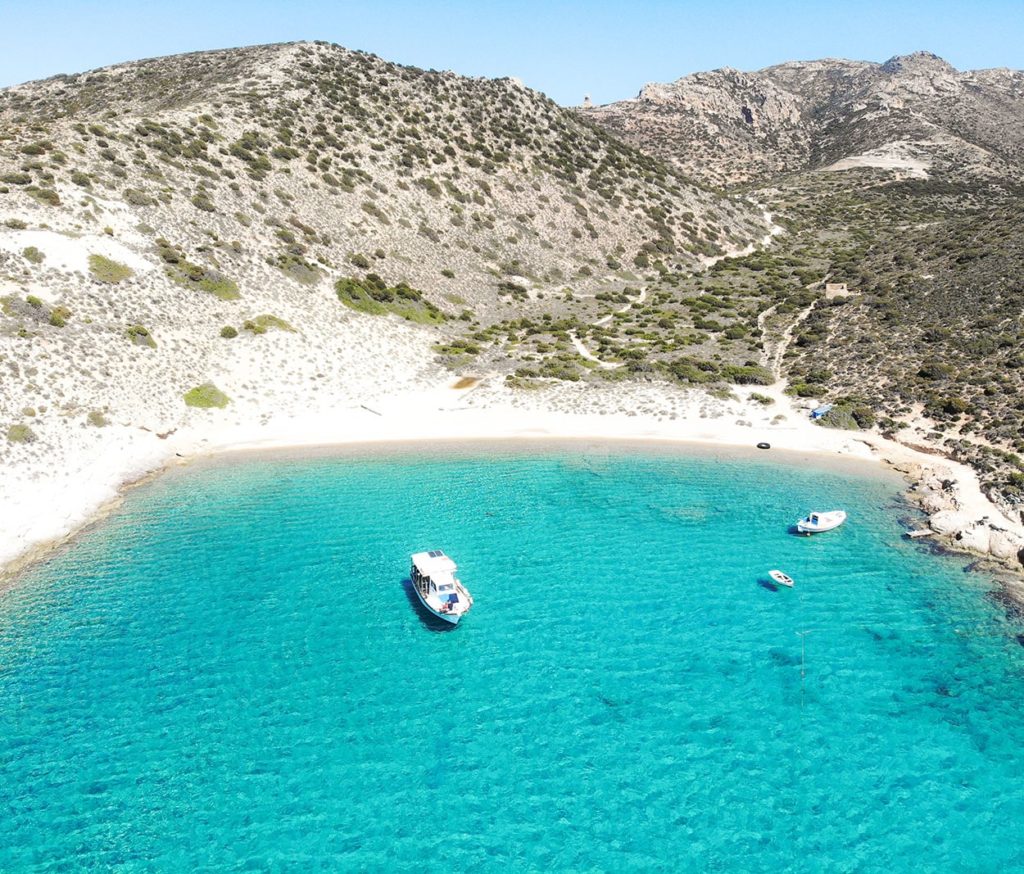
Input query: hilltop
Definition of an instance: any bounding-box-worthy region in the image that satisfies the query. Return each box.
[584,52,1024,187]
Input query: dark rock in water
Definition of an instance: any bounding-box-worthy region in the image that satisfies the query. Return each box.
[935,683,953,697]
[1016,633,1024,648]
[986,589,1024,622]
[768,648,800,667]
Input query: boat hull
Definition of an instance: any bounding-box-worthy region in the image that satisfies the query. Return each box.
[796,510,847,534]
[412,582,463,624]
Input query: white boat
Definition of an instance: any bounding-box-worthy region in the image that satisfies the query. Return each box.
[768,569,794,588]
[410,550,473,625]
[796,509,847,534]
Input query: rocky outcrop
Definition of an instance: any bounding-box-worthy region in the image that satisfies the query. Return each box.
[903,463,1024,571]
[583,52,1024,186]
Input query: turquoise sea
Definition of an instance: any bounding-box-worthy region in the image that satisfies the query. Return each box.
[2,443,1024,871]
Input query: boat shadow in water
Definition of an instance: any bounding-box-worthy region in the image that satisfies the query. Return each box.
[400,578,460,632]
[758,577,782,592]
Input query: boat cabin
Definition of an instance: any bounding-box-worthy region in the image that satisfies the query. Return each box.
[411,550,462,608]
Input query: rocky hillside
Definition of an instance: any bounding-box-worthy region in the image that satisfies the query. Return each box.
[584,52,1024,186]
[0,41,768,474]
[583,51,1024,517]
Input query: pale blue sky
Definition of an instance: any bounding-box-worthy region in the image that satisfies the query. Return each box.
[1,0,1021,105]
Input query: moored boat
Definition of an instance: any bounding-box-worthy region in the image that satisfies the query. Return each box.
[768,569,794,588]
[410,550,473,625]
[796,509,847,534]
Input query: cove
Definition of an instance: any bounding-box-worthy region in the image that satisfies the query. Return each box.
[2,444,1023,870]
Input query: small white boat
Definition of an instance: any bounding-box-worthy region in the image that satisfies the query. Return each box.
[796,510,847,534]
[410,550,473,625]
[768,569,794,588]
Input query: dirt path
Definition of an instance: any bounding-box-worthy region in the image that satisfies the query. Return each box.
[570,287,648,369]
[574,205,781,369]
[759,271,834,381]
[700,207,784,269]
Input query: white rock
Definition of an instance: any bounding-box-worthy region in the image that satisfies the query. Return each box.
[956,524,991,553]
[918,490,955,514]
[929,510,968,536]
[989,530,1023,562]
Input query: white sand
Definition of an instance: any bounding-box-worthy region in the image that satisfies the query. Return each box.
[0,228,155,277]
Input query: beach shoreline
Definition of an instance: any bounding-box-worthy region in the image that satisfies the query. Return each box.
[3,377,1024,600]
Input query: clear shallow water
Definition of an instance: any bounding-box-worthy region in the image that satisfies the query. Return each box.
[2,445,1024,871]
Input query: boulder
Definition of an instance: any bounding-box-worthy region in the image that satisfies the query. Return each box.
[929,509,969,536]
[990,530,1024,561]
[918,489,956,514]
[955,525,991,554]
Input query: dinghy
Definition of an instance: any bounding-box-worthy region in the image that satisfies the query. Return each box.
[768,569,794,588]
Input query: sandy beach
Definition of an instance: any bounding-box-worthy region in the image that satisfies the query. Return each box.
[4,369,1023,598]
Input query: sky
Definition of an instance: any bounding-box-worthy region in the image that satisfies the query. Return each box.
[0,0,1021,105]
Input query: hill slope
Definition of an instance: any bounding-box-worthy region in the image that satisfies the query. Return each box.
[0,41,768,498]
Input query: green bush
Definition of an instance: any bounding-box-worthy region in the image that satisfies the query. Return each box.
[273,253,320,285]
[191,191,215,212]
[89,254,133,284]
[126,324,156,347]
[335,275,444,324]
[721,364,773,385]
[87,411,109,427]
[851,406,876,428]
[243,314,295,334]
[818,407,859,430]
[168,259,240,300]
[6,423,37,443]
[124,188,156,206]
[22,246,44,264]
[184,383,230,409]
[220,325,238,338]
[28,188,60,206]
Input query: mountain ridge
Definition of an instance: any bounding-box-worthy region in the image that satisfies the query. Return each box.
[583,51,1024,186]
